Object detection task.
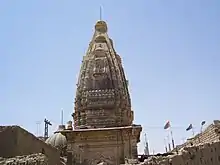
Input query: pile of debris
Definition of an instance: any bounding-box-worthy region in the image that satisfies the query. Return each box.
[139,141,220,165]
[0,153,48,165]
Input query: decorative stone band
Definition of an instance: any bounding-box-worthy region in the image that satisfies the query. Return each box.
[61,125,142,143]
[81,89,115,97]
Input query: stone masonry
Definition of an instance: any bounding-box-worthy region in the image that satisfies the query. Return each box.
[62,125,141,165]
[72,20,134,129]
[62,20,142,165]
[138,141,220,165]
[174,120,220,151]
[0,153,48,165]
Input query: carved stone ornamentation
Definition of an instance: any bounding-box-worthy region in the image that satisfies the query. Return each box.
[64,20,142,165]
[73,20,134,129]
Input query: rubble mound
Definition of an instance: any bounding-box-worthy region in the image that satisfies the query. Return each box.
[0,153,48,165]
[140,141,220,165]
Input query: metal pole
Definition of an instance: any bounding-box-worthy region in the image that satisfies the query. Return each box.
[192,126,195,136]
[164,138,168,152]
[99,6,102,20]
[61,108,64,125]
[170,130,175,149]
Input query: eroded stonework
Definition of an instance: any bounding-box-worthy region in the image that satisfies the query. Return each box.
[72,20,134,129]
[136,141,220,165]
[63,125,141,165]
[62,20,142,165]
[174,120,220,151]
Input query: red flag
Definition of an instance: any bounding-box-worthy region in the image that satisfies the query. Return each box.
[164,121,171,129]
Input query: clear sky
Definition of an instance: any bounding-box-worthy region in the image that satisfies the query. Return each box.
[1,0,220,154]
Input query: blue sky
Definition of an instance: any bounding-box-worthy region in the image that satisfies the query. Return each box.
[1,0,220,153]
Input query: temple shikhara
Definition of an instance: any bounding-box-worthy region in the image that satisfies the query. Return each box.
[61,20,142,165]
[0,20,220,165]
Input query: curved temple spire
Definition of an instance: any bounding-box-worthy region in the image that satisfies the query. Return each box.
[73,21,133,129]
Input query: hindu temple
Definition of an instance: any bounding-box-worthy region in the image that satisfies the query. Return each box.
[1,19,220,165]
[61,20,142,165]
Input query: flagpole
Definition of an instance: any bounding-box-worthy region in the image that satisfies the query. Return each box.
[170,130,175,149]
[199,123,202,143]
[144,133,150,155]
[164,121,172,152]
[167,134,171,151]
[164,138,168,153]
[199,121,205,143]
[192,126,195,136]
[200,121,205,133]
[169,124,175,150]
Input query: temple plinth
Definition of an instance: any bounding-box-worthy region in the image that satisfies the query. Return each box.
[61,20,142,165]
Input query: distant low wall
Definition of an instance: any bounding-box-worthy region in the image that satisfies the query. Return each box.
[140,141,220,165]
[0,153,48,165]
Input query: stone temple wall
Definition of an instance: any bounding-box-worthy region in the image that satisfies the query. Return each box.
[0,153,48,165]
[138,141,220,165]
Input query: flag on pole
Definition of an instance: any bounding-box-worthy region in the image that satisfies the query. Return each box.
[164,121,171,129]
[201,121,206,126]
[186,124,193,131]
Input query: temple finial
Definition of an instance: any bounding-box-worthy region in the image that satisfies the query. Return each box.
[61,108,64,125]
[99,6,102,20]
